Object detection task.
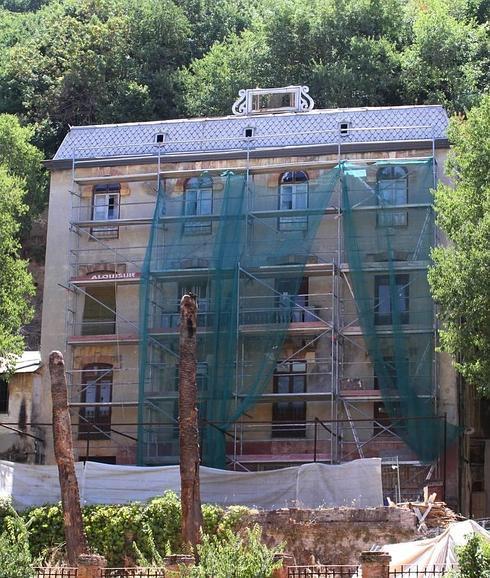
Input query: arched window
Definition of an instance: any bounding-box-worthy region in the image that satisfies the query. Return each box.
[377,166,408,227]
[79,363,113,439]
[278,171,309,231]
[184,175,213,234]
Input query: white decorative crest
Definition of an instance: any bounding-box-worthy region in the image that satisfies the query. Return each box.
[299,86,315,112]
[232,86,315,116]
[232,89,248,116]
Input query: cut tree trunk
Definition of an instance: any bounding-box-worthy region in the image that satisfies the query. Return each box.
[179,294,203,551]
[49,350,89,565]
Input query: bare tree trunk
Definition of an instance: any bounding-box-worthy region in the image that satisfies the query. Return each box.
[49,351,88,566]
[179,294,202,551]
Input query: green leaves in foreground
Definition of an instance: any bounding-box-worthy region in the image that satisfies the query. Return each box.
[429,95,490,396]
[0,165,35,368]
[187,525,282,578]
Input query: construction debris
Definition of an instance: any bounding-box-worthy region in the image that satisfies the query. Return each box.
[387,488,465,531]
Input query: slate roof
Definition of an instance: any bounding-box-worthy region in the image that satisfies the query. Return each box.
[53,105,449,162]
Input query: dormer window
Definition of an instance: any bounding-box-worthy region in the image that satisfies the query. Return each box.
[244,127,255,138]
[340,122,350,136]
[155,133,167,144]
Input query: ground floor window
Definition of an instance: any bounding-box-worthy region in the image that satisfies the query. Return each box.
[78,363,113,439]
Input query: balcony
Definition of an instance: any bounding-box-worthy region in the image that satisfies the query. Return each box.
[68,319,139,344]
[152,294,333,336]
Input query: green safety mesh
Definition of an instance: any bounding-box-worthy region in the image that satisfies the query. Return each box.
[138,169,339,467]
[138,158,458,468]
[340,158,458,462]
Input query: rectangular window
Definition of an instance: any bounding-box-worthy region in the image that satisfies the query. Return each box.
[377,170,408,227]
[377,210,408,227]
[272,361,307,438]
[0,378,8,413]
[162,281,210,328]
[81,286,116,335]
[374,274,409,325]
[279,182,308,231]
[79,365,113,440]
[276,277,309,323]
[184,186,212,235]
[91,184,120,239]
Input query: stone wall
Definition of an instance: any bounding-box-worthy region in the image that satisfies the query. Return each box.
[243,507,418,565]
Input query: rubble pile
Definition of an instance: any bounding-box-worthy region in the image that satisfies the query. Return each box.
[388,489,465,530]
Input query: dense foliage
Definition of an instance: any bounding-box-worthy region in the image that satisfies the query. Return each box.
[0,0,488,157]
[445,533,490,577]
[187,525,282,578]
[0,505,33,578]
[0,165,35,366]
[0,0,489,374]
[428,95,490,396]
[5,492,251,567]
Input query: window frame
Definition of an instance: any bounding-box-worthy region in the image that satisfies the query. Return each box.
[272,360,307,438]
[376,166,408,228]
[374,274,410,325]
[78,363,113,440]
[183,176,213,235]
[278,171,309,231]
[81,285,116,336]
[276,277,310,323]
[91,184,121,239]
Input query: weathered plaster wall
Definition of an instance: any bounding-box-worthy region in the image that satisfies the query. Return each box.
[243,507,418,565]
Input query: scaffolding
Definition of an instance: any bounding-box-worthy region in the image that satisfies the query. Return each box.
[61,123,455,499]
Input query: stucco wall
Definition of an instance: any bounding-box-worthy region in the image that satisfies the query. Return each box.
[243,507,418,565]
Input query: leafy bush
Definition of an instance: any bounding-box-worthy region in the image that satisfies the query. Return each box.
[0,513,33,578]
[11,492,250,567]
[186,525,282,578]
[447,533,490,578]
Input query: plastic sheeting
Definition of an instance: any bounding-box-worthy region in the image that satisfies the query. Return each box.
[0,458,383,510]
[383,519,490,571]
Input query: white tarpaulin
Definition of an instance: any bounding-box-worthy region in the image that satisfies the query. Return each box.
[0,458,383,510]
[382,519,490,571]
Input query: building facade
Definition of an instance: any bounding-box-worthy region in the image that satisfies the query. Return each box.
[40,86,461,505]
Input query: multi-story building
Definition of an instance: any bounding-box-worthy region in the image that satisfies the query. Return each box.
[39,86,461,505]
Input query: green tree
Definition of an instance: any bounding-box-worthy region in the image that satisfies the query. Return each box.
[180,0,406,117]
[0,166,35,367]
[175,0,260,59]
[401,0,489,113]
[0,513,33,578]
[0,114,46,232]
[451,533,490,577]
[0,0,191,154]
[428,95,490,396]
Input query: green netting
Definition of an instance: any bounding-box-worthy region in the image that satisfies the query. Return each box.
[138,158,459,468]
[138,169,339,467]
[340,158,458,462]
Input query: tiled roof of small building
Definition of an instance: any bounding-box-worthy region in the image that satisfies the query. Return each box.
[53,105,449,161]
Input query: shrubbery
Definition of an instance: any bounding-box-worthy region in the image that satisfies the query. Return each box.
[187,525,282,578]
[0,503,33,578]
[0,493,251,567]
[445,533,490,578]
